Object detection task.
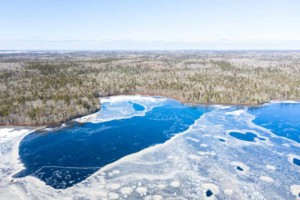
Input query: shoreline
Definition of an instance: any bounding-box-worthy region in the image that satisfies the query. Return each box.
[125,92,300,107]
[1,94,300,128]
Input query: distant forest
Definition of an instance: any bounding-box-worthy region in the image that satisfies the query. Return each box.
[1,51,300,125]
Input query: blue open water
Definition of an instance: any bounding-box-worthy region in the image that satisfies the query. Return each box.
[248,103,300,143]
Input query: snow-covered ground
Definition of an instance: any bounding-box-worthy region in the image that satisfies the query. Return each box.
[0,127,34,199]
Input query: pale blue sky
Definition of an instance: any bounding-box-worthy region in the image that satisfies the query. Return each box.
[0,0,299,50]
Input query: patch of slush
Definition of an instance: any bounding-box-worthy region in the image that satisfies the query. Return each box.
[76,95,167,123]
[1,100,300,199]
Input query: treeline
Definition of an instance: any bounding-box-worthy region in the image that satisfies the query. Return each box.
[0,51,300,125]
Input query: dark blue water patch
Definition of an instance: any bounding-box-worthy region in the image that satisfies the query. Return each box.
[129,101,145,111]
[206,190,213,197]
[229,131,259,142]
[218,138,226,142]
[15,100,210,189]
[249,103,300,143]
[236,166,244,171]
[293,158,300,167]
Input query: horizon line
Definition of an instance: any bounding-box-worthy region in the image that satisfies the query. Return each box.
[1,49,300,52]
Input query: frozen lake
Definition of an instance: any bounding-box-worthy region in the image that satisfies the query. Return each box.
[0,95,299,199]
[15,97,209,189]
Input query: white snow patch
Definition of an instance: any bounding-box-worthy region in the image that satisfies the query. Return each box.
[224,189,233,195]
[200,143,209,148]
[282,143,291,147]
[197,151,215,156]
[186,136,200,143]
[225,110,245,116]
[108,192,119,199]
[170,181,181,188]
[259,176,274,183]
[266,165,276,171]
[157,184,166,190]
[120,187,133,195]
[136,186,148,195]
[106,183,120,190]
[152,195,163,200]
[188,154,201,161]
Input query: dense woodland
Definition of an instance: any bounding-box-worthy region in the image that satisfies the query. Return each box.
[0,51,300,125]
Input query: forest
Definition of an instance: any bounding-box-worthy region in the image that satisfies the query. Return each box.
[1,51,300,125]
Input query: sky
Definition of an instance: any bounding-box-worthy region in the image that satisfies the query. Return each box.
[0,0,300,50]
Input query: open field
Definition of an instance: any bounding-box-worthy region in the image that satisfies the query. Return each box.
[0,51,300,125]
